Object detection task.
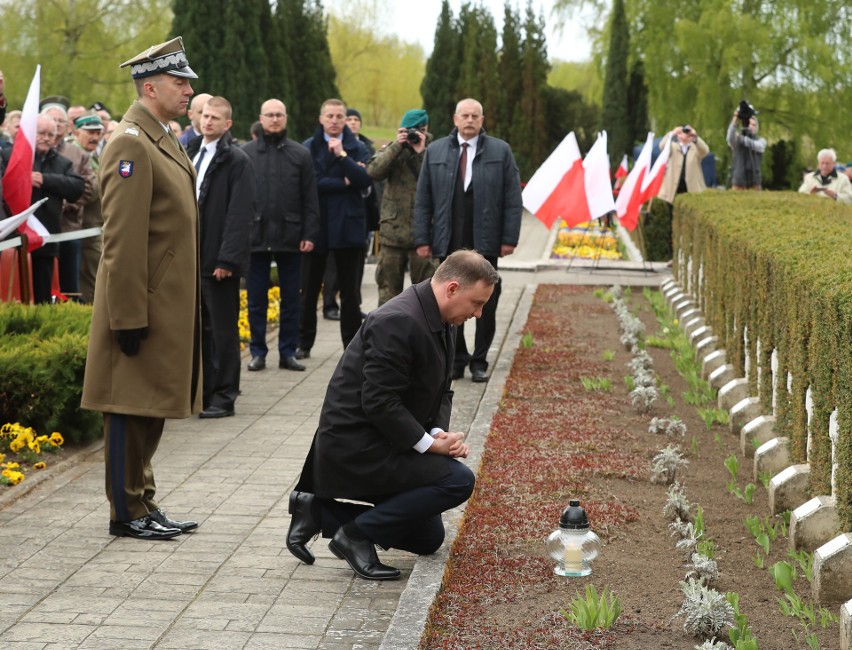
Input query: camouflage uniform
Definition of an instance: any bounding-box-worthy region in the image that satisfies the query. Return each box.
[367,134,437,306]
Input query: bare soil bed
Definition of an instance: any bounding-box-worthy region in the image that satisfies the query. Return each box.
[420,285,841,649]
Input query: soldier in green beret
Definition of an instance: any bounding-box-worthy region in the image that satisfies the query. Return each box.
[367,109,437,306]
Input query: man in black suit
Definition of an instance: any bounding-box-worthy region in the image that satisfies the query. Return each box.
[185,96,255,418]
[286,250,499,580]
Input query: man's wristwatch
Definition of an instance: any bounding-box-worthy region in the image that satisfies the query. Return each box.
[338,151,347,158]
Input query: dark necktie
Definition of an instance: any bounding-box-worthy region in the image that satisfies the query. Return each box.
[459,142,469,189]
[194,147,206,172]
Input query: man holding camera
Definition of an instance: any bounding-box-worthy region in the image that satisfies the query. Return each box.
[727,101,766,190]
[658,125,709,204]
[798,148,852,204]
[368,109,437,306]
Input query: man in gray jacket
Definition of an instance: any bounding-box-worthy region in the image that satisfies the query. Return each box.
[413,98,522,383]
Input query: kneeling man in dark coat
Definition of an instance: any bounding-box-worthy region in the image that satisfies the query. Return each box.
[286,249,499,580]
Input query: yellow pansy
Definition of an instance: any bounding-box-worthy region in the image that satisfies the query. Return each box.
[50,432,64,446]
[34,462,46,470]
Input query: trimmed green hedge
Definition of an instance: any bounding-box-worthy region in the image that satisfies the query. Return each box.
[673,191,852,529]
[0,303,101,445]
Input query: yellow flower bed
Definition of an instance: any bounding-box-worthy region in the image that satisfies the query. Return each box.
[0,423,64,486]
[551,220,622,261]
[238,286,281,350]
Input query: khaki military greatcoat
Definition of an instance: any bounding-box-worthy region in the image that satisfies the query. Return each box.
[81,101,202,418]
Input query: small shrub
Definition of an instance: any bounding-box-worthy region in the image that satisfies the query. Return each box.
[663,482,692,522]
[686,552,720,585]
[675,578,735,639]
[652,445,688,484]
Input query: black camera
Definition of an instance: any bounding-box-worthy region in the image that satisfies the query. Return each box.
[682,126,692,134]
[405,128,422,144]
[737,100,756,128]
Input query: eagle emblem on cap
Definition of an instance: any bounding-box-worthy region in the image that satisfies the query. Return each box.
[119,160,134,178]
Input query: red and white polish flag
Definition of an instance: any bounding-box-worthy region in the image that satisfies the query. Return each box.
[640,131,672,203]
[615,132,654,232]
[2,65,48,252]
[522,132,589,229]
[582,132,616,221]
[614,154,629,179]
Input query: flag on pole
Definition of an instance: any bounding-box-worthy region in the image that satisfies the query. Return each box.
[614,154,629,179]
[615,132,654,232]
[522,132,589,229]
[640,132,672,202]
[1,65,48,252]
[582,132,616,220]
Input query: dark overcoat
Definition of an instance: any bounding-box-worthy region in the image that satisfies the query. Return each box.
[81,101,202,418]
[303,279,457,498]
[186,132,255,277]
[303,124,372,251]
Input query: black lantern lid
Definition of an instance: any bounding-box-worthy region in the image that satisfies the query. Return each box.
[559,499,590,530]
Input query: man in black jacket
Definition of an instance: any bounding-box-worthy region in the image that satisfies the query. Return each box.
[285,250,498,580]
[185,96,255,418]
[1,115,85,303]
[242,99,320,372]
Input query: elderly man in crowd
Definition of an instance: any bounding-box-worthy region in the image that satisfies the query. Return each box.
[42,100,94,299]
[798,148,852,204]
[71,112,105,303]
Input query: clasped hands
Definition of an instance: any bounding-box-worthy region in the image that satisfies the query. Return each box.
[428,431,469,458]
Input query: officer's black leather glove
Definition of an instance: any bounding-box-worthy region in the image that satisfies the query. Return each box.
[116,327,149,356]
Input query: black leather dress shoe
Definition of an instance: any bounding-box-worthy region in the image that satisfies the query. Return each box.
[199,405,235,419]
[323,308,341,321]
[248,356,266,371]
[149,509,199,533]
[451,367,464,380]
[294,347,310,360]
[328,527,401,580]
[471,368,488,383]
[286,491,321,565]
[109,516,181,540]
[280,356,306,371]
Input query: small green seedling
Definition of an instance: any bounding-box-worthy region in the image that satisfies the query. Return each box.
[602,349,615,361]
[521,331,533,349]
[560,584,622,630]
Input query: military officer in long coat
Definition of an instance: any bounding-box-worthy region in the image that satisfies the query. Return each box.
[81,37,203,540]
[285,251,499,580]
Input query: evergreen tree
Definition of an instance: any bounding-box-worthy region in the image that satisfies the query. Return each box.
[420,0,460,137]
[510,2,549,179]
[276,0,339,140]
[599,0,630,168]
[261,0,292,114]
[543,86,597,154]
[172,0,268,139]
[495,3,523,141]
[455,3,500,128]
[626,60,649,151]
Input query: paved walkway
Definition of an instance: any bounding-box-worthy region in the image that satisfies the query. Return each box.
[0,213,668,649]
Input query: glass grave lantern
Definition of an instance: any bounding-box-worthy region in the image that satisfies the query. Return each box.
[546,499,602,577]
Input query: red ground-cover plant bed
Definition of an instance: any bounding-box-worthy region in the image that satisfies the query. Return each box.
[420,285,842,650]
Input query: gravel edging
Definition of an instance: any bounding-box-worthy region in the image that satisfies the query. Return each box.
[379,283,536,650]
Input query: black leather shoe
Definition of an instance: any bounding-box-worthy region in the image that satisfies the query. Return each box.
[109,516,181,540]
[451,367,464,380]
[286,491,321,565]
[471,368,488,383]
[247,356,266,371]
[279,356,306,371]
[199,405,235,419]
[328,527,401,581]
[294,347,310,360]
[149,509,199,533]
[323,309,341,321]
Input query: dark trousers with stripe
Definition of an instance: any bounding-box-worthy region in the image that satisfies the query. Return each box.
[104,413,164,522]
[315,459,475,554]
